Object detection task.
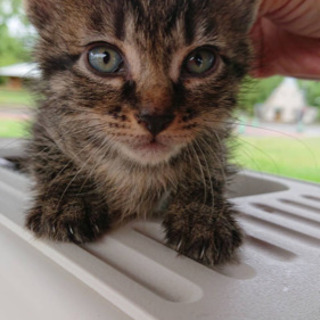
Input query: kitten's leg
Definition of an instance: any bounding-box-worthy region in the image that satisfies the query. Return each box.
[25,140,109,243]
[26,185,109,243]
[163,188,243,265]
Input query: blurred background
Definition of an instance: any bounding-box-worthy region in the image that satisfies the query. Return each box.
[0,0,319,183]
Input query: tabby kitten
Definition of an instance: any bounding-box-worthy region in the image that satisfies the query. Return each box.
[25,0,259,265]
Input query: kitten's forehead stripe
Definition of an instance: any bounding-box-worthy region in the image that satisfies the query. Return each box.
[128,0,146,22]
[89,5,105,33]
[203,18,217,37]
[114,0,126,40]
[184,1,195,45]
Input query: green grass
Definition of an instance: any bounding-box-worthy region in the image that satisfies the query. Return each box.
[233,136,320,183]
[0,119,30,138]
[0,87,34,107]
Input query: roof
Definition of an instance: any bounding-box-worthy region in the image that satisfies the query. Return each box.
[0,63,40,79]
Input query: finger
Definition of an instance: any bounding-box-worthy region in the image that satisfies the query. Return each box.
[250,18,320,79]
[259,0,320,38]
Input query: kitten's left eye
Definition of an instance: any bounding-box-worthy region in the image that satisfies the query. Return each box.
[183,48,217,76]
[88,45,123,74]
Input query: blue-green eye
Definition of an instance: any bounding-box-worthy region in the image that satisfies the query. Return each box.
[88,46,123,73]
[184,48,217,75]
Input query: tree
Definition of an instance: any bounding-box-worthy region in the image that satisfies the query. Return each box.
[299,80,320,109]
[238,76,283,115]
[0,0,33,67]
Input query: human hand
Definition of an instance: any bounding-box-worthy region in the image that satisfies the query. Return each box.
[251,0,320,79]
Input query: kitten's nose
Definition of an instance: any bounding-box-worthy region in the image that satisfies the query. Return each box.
[137,113,175,136]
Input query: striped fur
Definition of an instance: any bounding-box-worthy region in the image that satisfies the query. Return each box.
[25,0,259,265]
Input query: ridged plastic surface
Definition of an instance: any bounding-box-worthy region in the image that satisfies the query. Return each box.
[0,165,319,320]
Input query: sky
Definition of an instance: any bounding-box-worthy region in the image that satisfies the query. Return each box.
[0,0,35,38]
[7,17,34,37]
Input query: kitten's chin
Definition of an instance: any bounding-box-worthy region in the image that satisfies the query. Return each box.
[119,141,182,166]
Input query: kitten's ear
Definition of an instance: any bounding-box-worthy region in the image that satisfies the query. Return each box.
[234,0,261,32]
[23,0,56,31]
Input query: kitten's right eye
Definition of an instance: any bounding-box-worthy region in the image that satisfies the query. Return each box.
[88,45,124,74]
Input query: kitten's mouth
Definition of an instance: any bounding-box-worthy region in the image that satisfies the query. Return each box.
[136,140,169,152]
[120,137,179,165]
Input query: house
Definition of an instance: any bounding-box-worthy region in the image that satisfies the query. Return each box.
[258,78,318,124]
[0,63,40,89]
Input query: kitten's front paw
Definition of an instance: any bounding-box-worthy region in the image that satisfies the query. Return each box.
[164,203,243,265]
[26,195,109,243]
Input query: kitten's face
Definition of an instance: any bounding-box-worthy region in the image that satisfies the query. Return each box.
[27,0,258,165]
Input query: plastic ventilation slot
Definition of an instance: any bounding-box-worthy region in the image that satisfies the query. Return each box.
[133,221,165,244]
[133,222,257,280]
[84,239,203,303]
[240,213,320,247]
[245,235,297,262]
[212,262,257,280]
[279,199,320,214]
[303,195,320,203]
[252,203,320,228]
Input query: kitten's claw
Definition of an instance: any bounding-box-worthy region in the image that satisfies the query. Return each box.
[164,204,243,265]
[199,245,206,260]
[68,225,74,236]
[26,195,109,243]
[66,224,83,244]
[67,224,82,244]
[94,224,100,234]
[177,238,183,251]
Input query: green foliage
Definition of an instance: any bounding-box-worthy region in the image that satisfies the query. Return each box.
[298,80,320,108]
[0,0,32,66]
[238,76,283,115]
[0,0,21,21]
[0,76,6,85]
[0,25,30,66]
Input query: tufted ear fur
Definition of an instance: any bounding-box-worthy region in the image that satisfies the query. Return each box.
[233,0,262,32]
[24,0,261,35]
[23,0,57,31]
